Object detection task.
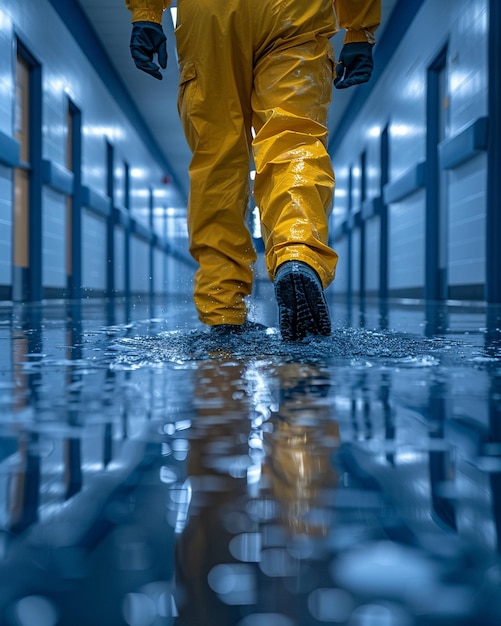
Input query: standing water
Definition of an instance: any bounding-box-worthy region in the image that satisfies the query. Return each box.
[0,294,500,625]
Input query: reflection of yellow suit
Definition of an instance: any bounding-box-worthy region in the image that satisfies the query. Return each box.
[264,363,340,535]
[264,419,340,536]
[126,0,380,325]
[170,358,340,622]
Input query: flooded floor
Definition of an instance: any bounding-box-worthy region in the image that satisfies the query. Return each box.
[1,291,501,626]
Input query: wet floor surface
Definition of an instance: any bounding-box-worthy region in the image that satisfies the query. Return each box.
[1,294,501,626]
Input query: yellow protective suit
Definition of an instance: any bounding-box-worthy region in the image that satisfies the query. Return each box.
[126,0,381,326]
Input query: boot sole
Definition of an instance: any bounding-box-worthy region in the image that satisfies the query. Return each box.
[274,263,331,341]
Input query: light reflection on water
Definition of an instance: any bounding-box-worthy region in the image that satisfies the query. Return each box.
[0,299,500,625]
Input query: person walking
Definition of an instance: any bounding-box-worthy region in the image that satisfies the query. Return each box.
[125,0,380,340]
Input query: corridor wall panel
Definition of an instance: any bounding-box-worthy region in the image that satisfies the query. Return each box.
[154,248,165,295]
[0,12,14,294]
[82,209,106,292]
[388,192,425,294]
[448,3,488,135]
[131,237,150,296]
[351,230,361,296]
[42,85,66,167]
[42,187,66,290]
[0,168,12,286]
[365,217,380,295]
[114,227,125,294]
[331,168,350,231]
[331,238,348,295]
[448,153,487,289]
[0,14,13,136]
[165,259,193,297]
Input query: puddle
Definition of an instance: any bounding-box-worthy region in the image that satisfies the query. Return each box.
[0,299,501,625]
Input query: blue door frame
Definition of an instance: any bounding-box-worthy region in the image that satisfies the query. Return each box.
[379,125,389,301]
[68,99,82,300]
[425,45,448,302]
[106,141,115,297]
[487,0,501,303]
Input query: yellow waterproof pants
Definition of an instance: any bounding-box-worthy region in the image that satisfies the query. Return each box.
[176,0,339,325]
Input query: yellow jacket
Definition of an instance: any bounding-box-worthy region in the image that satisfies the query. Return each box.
[125,0,381,43]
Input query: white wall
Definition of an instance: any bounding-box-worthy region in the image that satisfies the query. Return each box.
[82,209,106,292]
[0,0,189,298]
[42,187,66,289]
[154,247,165,295]
[448,153,487,288]
[388,191,425,291]
[365,216,380,294]
[114,226,125,294]
[331,0,488,299]
[0,167,11,286]
[331,237,348,294]
[131,237,150,295]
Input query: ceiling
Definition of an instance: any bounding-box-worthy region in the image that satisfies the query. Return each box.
[76,0,398,205]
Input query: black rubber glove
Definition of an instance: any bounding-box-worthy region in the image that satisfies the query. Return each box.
[130,21,167,80]
[334,42,374,89]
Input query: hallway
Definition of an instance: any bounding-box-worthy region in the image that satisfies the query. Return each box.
[1,0,501,623]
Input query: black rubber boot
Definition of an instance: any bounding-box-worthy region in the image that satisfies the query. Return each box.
[274,261,331,341]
